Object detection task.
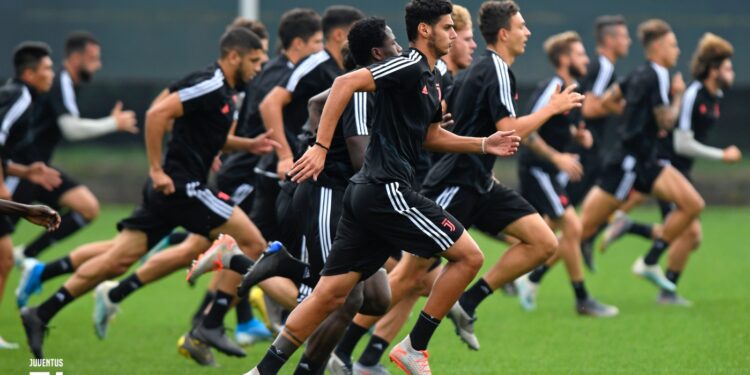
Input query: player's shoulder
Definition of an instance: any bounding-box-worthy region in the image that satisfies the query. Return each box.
[369,48,425,79]
[0,80,30,107]
[173,64,225,92]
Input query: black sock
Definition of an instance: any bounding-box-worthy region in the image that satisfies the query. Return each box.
[458,278,493,317]
[528,265,549,283]
[235,296,253,324]
[108,274,143,303]
[571,281,589,302]
[293,354,325,375]
[37,287,74,323]
[40,256,73,282]
[409,311,441,351]
[192,291,215,327]
[358,335,389,366]
[643,239,669,265]
[202,291,233,329]
[229,254,254,275]
[24,212,89,257]
[168,231,189,245]
[665,269,681,285]
[257,345,289,374]
[335,322,368,362]
[628,222,654,239]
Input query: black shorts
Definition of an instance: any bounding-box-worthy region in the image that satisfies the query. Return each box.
[321,182,464,280]
[216,172,256,215]
[565,144,604,206]
[598,154,664,201]
[0,168,82,235]
[422,181,537,236]
[518,166,571,219]
[249,172,282,241]
[117,180,234,248]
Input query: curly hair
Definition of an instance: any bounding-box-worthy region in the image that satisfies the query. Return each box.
[405,0,453,42]
[691,32,733,80]
[347,17,388,67]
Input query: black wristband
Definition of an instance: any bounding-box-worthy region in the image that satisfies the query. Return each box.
[314,141,329,152]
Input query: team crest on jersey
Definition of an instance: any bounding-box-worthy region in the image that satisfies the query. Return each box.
[441,218,456,232]
[699,103,707,114]
[221,103,230,114]
[421,85,429,95]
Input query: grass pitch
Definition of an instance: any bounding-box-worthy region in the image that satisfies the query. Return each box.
[1,206,749,374]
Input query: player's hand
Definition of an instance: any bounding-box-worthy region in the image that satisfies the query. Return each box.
[27,162,62,191]
[575,124,593,149]
[552,153,584,182]
[289,145,327,183]
[150,168,175,195]
[24,204,61,232]
[211,155,222,173]
[112,101,139,134]
[483,130,521,157]
[440,113,455,129]
[671,72,686,97]
[549,84,585,115]
[277,156,294,181]
[0,183,10,200]
[723,145,742,163]
[248,129,281,155]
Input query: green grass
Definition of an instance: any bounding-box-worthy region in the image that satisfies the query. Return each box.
[1,206,749,374]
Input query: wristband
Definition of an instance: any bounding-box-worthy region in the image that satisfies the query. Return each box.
[314,141,330,152]
[481,137,487,155]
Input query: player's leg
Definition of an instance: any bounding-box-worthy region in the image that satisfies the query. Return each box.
[633,165,704,291]
[0,235,12,304]
[659,219,701,305]
[23,179,99,258]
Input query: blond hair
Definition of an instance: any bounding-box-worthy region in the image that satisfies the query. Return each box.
[452,4,472,31]
[543,31,582,67]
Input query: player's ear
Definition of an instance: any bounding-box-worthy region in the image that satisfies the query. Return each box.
[371,47,383,62]
[419,22,430,39]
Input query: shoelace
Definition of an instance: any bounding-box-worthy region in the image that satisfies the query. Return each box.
[415,350,431,372]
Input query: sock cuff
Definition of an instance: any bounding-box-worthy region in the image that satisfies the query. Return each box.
[419,311,441,326]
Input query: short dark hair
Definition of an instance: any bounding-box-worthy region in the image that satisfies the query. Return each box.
[594,15,626,45]
[279,8,322,49]
[478,0,520,45]
[691,32,734,80]
[219,27,262,58]
[404,0,453,43]
[13,41,51,77]
[227,17,269,40]
[322,6,365,39]
[65,31,99,57]
[347,17,388,67]
[637,19,672,48]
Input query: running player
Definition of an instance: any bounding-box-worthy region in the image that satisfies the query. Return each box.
[578,19,704,293]
[10,32,138,262]
[513,31,618,316]
[245,1,522,373]
[597,33,740,304]
[19,28,275,359]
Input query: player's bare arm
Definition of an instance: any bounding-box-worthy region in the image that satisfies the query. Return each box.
[496,84,584,138]
[144,91,184,195]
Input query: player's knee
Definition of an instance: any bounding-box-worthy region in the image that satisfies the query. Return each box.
[682,194,705,217]
[342,288,365,316]
[311,287,349,313]
[359,289,390,317]
[534,231,559,261]
[461,246,484,273]
[563,215,583,242]
[235,237,266,259]
[77,198,100,221]
[688,224,703,250]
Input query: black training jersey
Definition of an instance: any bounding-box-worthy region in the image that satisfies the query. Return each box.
[617,61,672,159]
[350,48,443,187]
[661,81,722,173]
[17,70,78,164]
[316,91,373,188]
[422,49,517,193]
[219,54,295,182]
[519,76,579,171]
[0,79,35,168]
[579,54,616,140]
[163,63,238,184]
[279,49,343,155]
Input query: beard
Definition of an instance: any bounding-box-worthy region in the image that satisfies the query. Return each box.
[568,65,584,79]
[427,34,449,58]
[234,68,249,90]
[78,68,93,83]
[717,76,731,90]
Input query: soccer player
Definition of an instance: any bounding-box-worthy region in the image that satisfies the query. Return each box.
[10,32,137,262]
[597,33,740,304]
[330,6,477,373]
[0,41,58,349]
[578,19,704,293]
[19,27,275,359]
[513,31,618,316]
[571,15,632,270]
[245,0,523,373]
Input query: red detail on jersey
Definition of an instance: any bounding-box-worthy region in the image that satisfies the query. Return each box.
[221,103,230,114]
[441,218,456,232]
[714,103,720,118]
[422,85,429,95]
[514,93,519,100]
[699,103,707,114]
[217,192,230,201]
[559,195,569,206]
